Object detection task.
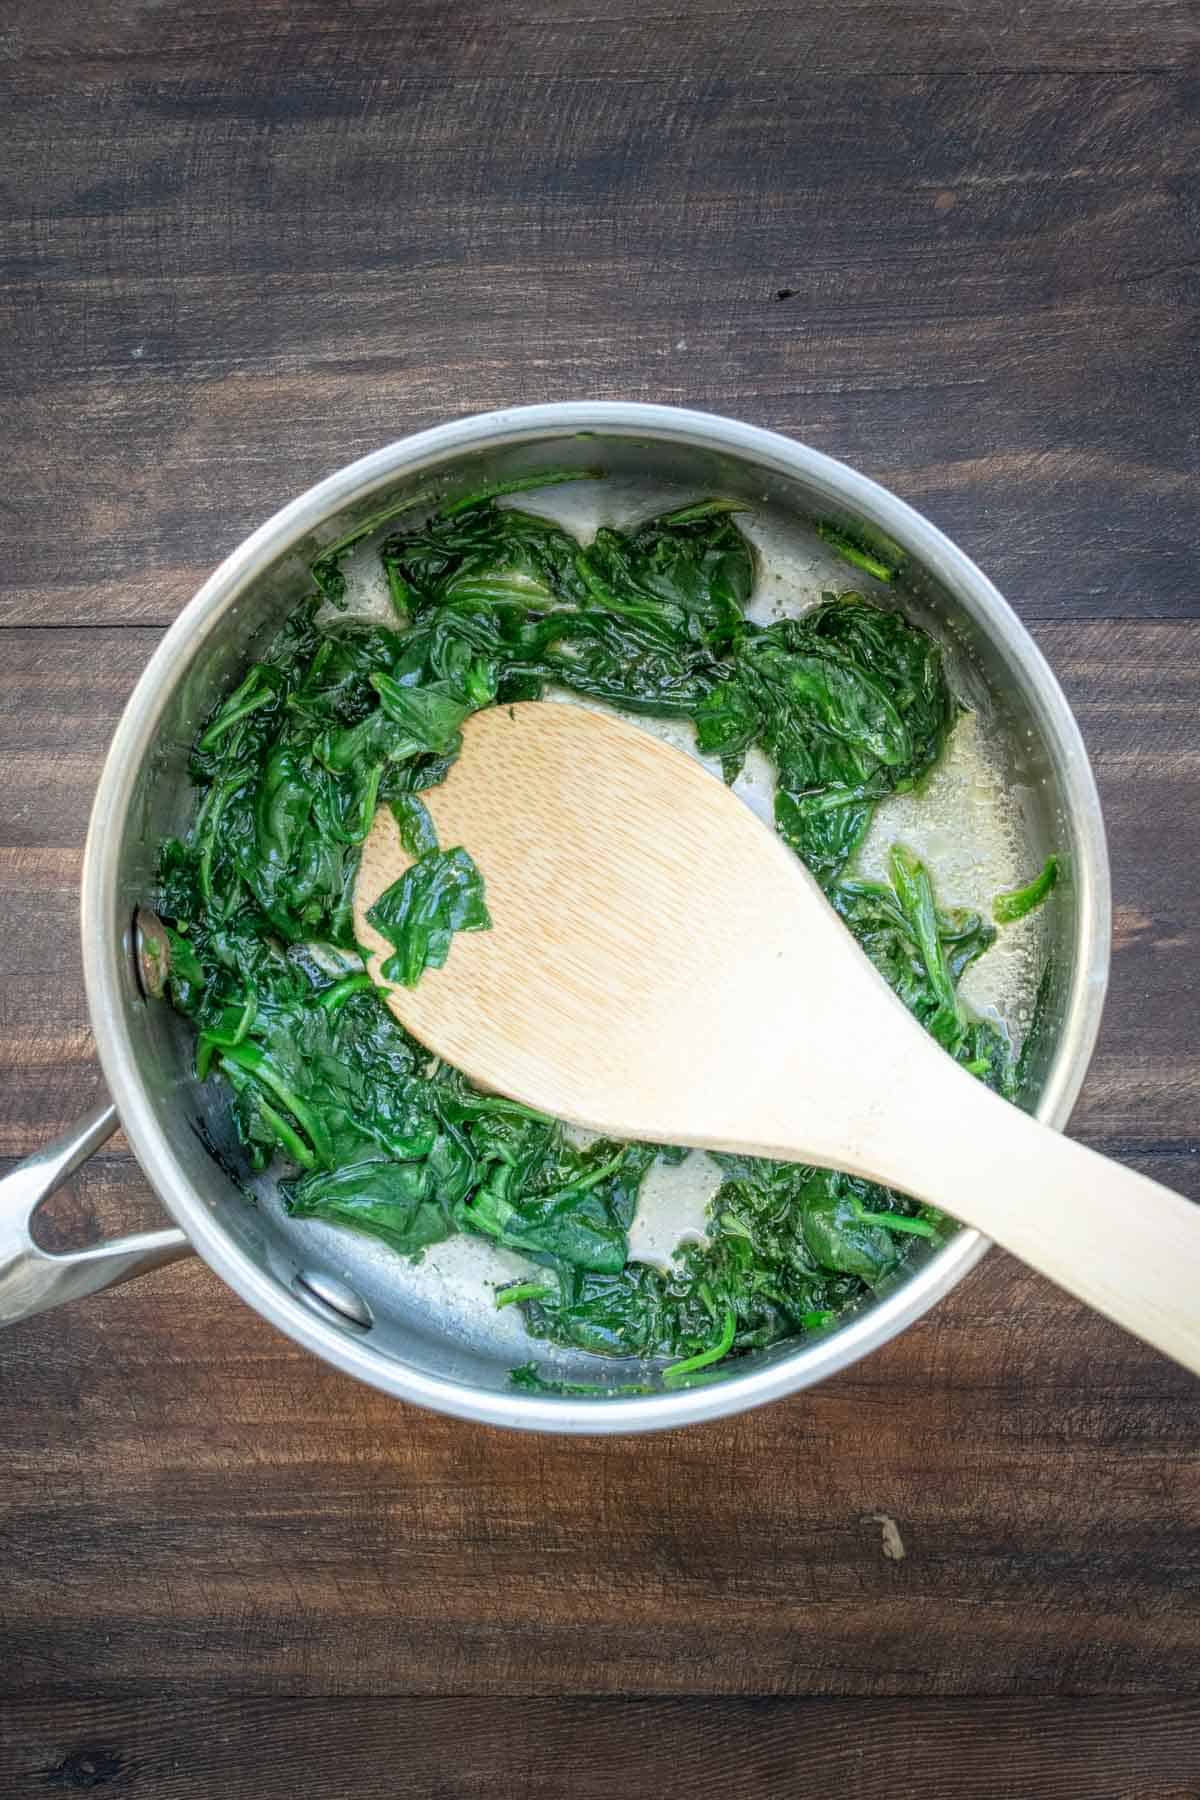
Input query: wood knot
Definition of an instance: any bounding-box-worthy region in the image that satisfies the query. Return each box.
[44,1747,124,1790]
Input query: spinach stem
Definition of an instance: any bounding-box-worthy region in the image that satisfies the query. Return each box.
[994,854,1059,924]
[852,1198,938,1239]
[441,467,601,517]
[663,1309,737,1384]
[495,1281,555,1310]
[317,972,376,1013]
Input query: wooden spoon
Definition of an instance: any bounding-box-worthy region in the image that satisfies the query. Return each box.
[355,701,1200,1375]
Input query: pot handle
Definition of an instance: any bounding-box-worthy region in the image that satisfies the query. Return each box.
[0,1103,192,1326]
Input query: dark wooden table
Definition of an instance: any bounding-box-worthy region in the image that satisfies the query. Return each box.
[2,4,1198,1793]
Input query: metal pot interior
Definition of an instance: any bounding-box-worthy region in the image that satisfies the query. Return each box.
[85,409,1109,1429]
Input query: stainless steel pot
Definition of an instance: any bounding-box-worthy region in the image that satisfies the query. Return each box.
[0,404,1111,1431]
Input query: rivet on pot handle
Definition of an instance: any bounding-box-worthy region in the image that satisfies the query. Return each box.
[0,1103,192,1327]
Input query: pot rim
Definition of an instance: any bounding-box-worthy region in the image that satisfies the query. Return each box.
[81,402,1111,1433]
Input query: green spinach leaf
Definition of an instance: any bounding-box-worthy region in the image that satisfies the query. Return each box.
[367,845,492,987]
[285,1158,454,1258]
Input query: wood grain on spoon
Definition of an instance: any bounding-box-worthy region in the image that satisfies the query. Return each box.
[355,701,1200,1375]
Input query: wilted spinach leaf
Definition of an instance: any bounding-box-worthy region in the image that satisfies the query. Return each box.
[367,845,491,987]
[286,1158,454,1258]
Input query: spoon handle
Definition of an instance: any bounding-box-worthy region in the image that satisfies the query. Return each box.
[859,1069,1200,1376]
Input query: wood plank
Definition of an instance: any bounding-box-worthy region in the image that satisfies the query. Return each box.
[0,59,1195,626]
[2,1695,1200,1797]
[1,1223,1198,1699]
[6,0,1198,77]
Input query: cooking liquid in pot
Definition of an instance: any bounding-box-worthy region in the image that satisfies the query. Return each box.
[250,479,1046,1356]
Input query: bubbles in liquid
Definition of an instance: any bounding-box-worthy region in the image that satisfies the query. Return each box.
[856,709,1045,1031]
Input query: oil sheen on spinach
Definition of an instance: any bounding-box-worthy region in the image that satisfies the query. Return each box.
[157,488,1024,1386]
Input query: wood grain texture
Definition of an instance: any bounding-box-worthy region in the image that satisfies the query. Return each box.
[2,1228,1199,1701]
[0,6,1196,628]
[8,1,1200,76]
[0,2,1198,1789]
[3,1696,1200,1798]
